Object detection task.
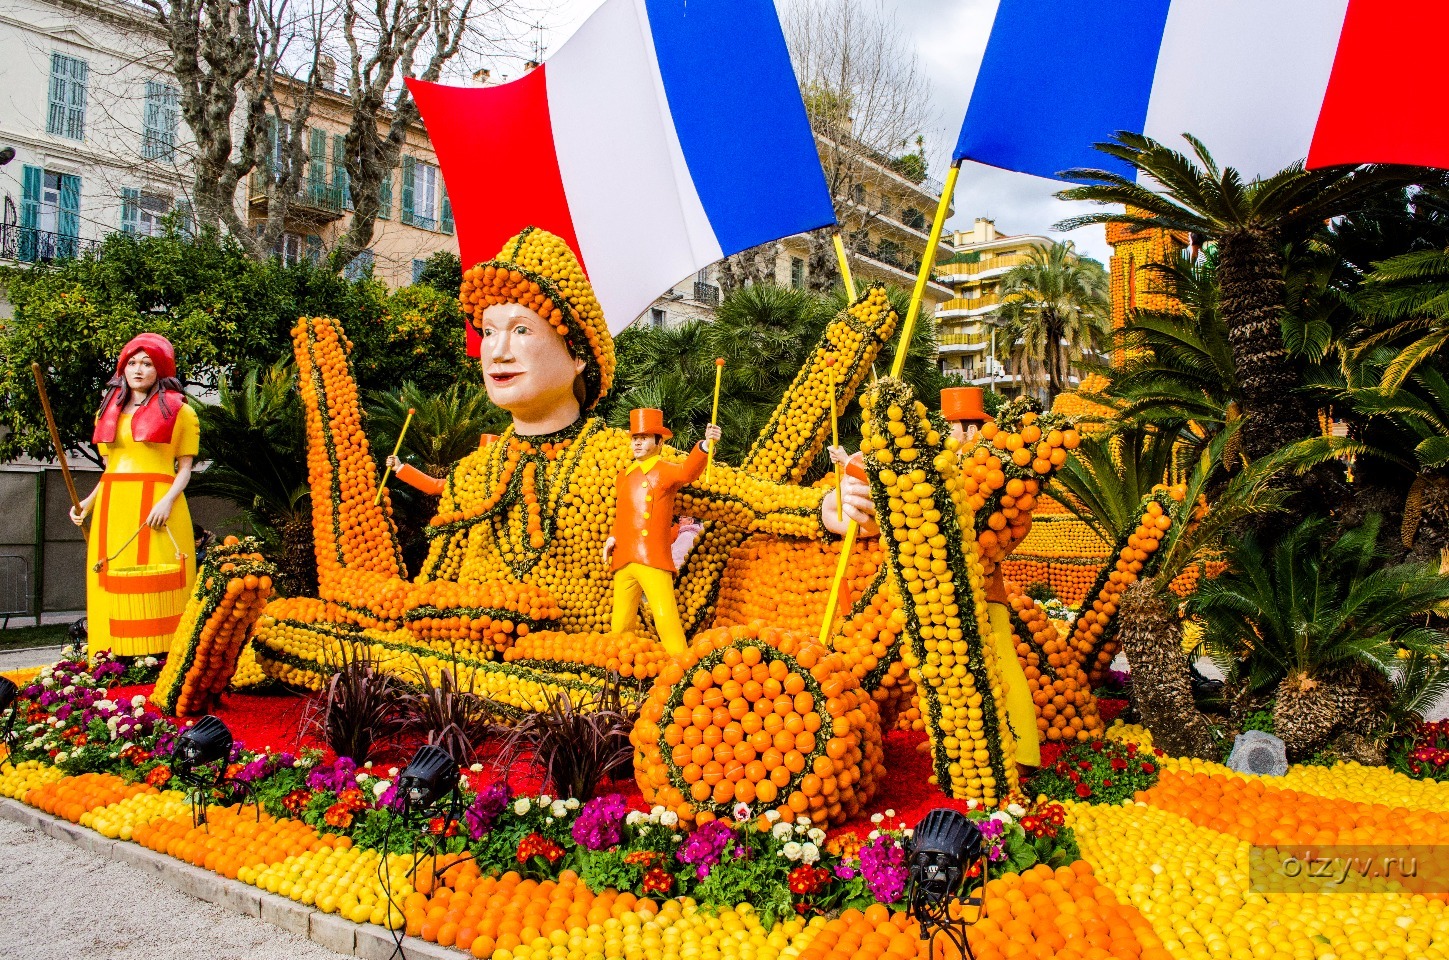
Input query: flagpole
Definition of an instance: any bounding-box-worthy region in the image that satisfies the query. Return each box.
[889,159,961,378]
[832,230,857,300]
[819,160,962,646]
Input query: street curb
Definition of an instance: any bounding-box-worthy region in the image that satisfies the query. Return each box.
[0,796,458,960]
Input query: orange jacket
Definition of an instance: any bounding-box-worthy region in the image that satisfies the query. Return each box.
[610,443,709,573]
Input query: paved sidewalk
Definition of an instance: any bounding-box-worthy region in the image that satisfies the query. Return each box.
[0,817,348,960]
[0,644,65,673]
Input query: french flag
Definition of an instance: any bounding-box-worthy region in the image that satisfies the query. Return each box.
[955,0,1449,183]
[408,0,835,345]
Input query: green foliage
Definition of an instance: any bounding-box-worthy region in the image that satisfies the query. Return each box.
[1029,739,1161,805]
[0,230,472,466]
[1193,515,1449,696]
[1241,709,1275,734]
[415,251,463,298]
[1051,425,1180,545]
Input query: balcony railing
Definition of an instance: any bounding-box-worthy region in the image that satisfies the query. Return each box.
[692,280,720,307]
[937,253,1034,279]
[0,224,99,263]
[938,294,1002,313]
[248,164,349,222]
[938,333,992,347]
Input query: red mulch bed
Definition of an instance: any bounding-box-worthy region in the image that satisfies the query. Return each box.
[114,680,1130,836]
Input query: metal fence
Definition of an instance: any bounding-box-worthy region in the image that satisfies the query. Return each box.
[0,555,31,628]
[0,223,100,263]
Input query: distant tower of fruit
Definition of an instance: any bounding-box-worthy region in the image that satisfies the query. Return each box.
[1106,213,1189,367]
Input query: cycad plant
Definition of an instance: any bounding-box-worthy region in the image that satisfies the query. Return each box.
[1193,515,1449,758]
[190,361,313,594]
[1050,424,1181,546]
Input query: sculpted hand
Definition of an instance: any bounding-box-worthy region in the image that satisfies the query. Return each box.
[822,474,878,537]
[145,498,174,530]
[827,445,849,467]
[386,455,402,472]
[69,503,89,526]
[602,536,615,564]
[704,424,722,450]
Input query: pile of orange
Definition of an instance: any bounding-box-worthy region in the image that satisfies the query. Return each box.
[405,578,562,653]
[1166,557,1228,598]
[1140,770,1449,848]
[405,865,658,958]
[131,804,344,880]
[1069,485,1184,685]
[714,536,885,638]
[151,538,276,716]
[632,622,883,826]
[26,773,156,823]
[503,630,670,681]
[1006,582,1103,741]
[797,863,1168,960]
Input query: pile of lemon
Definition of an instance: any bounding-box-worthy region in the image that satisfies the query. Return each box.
[0,759,64,801]
[80,789,189,841]
[243,843,417,928]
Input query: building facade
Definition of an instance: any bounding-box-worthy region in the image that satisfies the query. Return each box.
[934,218,1053,391]
[0,0,458,287]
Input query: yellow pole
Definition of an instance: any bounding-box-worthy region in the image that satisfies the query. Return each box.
[374,407,416,505]
[832,231,857,300]
[821,162,962,644]
[705,358,725,482]
[889,160,961,378]
[828,356,843,523]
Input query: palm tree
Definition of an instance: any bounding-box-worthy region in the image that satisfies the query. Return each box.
[1057,132,1410,467]
[994,241,1110,401]
[1193,515,1449,759]
[190,361,314,594]
[1353,248,1449,389]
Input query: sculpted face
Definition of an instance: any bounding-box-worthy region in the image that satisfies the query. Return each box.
[125,350,158,394]
[630,433,662,461]
[479,302,587,430]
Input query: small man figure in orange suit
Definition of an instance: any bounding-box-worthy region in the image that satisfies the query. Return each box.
[603,408,721,655]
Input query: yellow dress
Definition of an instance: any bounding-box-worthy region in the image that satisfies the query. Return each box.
[86,405,199,656]
[988,601,1042,768]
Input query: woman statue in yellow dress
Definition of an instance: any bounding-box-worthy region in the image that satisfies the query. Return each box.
[70,334,199,657]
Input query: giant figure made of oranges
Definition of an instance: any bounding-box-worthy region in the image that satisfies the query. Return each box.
[248,225,1070,818]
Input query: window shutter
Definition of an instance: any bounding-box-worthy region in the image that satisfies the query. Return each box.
[378,169,392,220]
[440,186,453,235]
[58,174,80,258]
[309,128,327,199]
[121,187,139,234]
[174,199,194,238]
[143,82,178,160]
[400,155,415,226]
[265,116,279,177]
[46,54,86,138]
[20,166,41,262]
[48,55,67,135]
[305,233,322,264]
[333,135,351,210]
[64,57,87,140]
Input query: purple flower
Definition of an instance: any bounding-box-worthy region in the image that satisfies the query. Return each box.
[234,756,269,783]
[571,793,627,851]
[859,834,908,905]
[308,756,358,793]
[835,863,858,881]
[464,781,512,840]
[55,704,73,722]
[978,819,1005,840]
[378,784,403,813]
[676,819,735,880]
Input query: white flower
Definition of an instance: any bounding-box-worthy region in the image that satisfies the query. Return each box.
[801,842,820,864]
[94,699,114,712]
[131,695,146,708]
[660,810,679,827]
[870,813,884,825]
[1007,803,1026,818]
[965,798,979,810]
[990,811,1010,825]
[551,799,568,818]
[626,811,645,826]
[143,657,158,668]
[884,809,895,819]
[514,797,532,816]
[772,823,794,841]
[564,798,580,811]
[764,809,781,823]
[364,761,373,768]
[546,816,555,824]
[388,767,399,777]
[470,763,484,773]
[355,773,369,784]
[796,814,811,827]
[132,707,144,718]
[782,841,803,861]
[373,780,392,798]
[63,685,75,695]
[671,833,682,843]
[539,794,552,806]
[40,678,54,689]
[55,751,68,762]
[808,828,825,844]
[903,828,914,839]
[733,802,752,822]
[868,830,880,841]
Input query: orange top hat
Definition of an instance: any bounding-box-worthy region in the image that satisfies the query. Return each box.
[629,408,673,440]
[479,433,499,448]
[942,386,992,423]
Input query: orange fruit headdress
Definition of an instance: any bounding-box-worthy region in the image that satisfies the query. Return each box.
[460,227,615,409]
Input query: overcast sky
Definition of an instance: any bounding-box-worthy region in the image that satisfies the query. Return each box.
[483,0,1112,263]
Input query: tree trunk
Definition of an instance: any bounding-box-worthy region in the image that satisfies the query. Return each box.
[1407,472,1449,564]
[1117,580,1219,760]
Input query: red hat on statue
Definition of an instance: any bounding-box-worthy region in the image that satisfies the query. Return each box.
[628,408,672,440]
[941,387,992,424]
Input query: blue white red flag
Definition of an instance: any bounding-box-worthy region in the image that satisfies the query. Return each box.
[955,0,1449,183]
[409,0,834,342]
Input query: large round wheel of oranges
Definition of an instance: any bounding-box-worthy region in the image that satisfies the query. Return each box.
[632,622,884,827]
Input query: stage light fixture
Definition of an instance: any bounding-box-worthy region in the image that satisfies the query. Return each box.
[398,744,460,816]
[906,808,988,960]
[0,676,18,757]
[173,715,255,826]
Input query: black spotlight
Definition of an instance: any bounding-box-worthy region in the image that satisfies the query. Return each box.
[906,808,988,960]
[173,715,252,825]
[0,676,19,759]
[398,744,460,817]
[0,147,15,167]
